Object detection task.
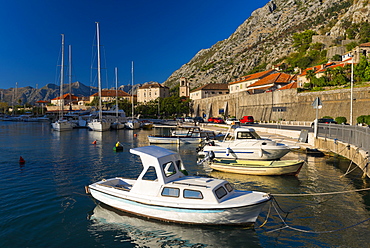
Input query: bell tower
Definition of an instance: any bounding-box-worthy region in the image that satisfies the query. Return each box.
[179,77,189,97]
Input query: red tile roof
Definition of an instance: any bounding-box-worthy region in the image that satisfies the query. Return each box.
[229,69,275,85]
[139,82,167,89]
[277,81,297,90]
[360,42,370,47]
[51,93,79,101]
[91,90,131,97]
[191,83,229,92]
[248,72,294,88]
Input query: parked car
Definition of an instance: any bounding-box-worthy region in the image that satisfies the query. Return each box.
[311,118,337,128]
[240,116,254,124]
[213,117,225,124]
[225,118,240,125]
[194,116,204,123]
[208,117,216,123]
[184,117,194,122]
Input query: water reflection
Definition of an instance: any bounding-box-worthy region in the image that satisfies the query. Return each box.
[89,204,262,248]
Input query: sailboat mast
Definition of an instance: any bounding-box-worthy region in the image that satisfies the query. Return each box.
[115,67,118,118]
[60,34,65,118]
[96,22,102,121]
[69,45,72,106]
[131,61,134,118]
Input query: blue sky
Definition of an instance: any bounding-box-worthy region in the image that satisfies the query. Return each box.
[0,0,269,90]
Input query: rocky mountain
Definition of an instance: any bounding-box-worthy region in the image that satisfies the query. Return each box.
[0,82,97,105]
[163,0,370,90]
[0,81,140,105]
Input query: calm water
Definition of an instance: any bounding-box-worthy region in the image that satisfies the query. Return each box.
[1,121,370,248]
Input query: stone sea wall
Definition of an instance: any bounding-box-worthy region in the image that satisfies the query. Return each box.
[193,87,370,122]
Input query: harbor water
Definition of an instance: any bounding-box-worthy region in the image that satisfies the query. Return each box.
[1,121,370,248]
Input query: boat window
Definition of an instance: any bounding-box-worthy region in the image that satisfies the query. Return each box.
[237,132,254,139]
[250,131,261,139]
[161,187,180,197]
[224,183,234,192]
[183,189,203,199]
[162,161,176,177]
[215,186,228,199]
[142,166,158,181]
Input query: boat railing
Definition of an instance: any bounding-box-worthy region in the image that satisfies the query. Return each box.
[171,181,210,188]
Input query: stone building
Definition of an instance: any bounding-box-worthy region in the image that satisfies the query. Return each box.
[179,77,190,98]
[189,83,229,100]
[137,82,170,103]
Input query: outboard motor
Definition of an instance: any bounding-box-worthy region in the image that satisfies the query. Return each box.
[197,151,215,165]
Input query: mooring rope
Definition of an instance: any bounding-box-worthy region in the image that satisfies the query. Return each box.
[271,186,370,197]
[264,200,370,234]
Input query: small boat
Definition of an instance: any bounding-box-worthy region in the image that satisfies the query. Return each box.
[198,126,291,160]
[140,120,153,130]
[148,126,217,144]
[208,158,304,176]
[125,118,141,130]
[86,145,271,225]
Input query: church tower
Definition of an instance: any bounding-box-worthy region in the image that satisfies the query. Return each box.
[179,77,189,97]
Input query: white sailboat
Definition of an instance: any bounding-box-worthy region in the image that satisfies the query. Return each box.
[125,61,141,130]
[87,22,111,132]
[51,34,74,131]
[111,67,125,130]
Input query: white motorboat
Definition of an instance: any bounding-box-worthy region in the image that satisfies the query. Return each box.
[198,126,291,160]
[148,126,216,144]
[86,145,270,225]
[88,118,111,132]
[51,118,75,131]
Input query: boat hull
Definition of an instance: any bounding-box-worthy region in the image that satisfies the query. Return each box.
[209,160,304,176]
[89,187,269,225]
[51,120,74,131]
[201,145,290,160]
[148,135,203,144]
[87,120,111,131]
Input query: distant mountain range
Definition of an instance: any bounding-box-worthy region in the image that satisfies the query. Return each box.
[0,81,136,105]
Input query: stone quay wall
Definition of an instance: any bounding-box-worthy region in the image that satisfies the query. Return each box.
[193,87,370,123]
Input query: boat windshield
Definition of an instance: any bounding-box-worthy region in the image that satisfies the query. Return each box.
[236,131,261,139]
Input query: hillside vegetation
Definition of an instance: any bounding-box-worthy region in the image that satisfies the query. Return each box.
[163,0,370,90]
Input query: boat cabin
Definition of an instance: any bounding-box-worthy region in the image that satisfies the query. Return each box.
[223,127,262,141]
[124,146,236,204]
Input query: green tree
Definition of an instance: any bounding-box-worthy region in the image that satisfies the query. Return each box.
[305,69,316,88]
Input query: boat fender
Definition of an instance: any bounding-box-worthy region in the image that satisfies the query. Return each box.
[85,186,90,194]
[226,148,231,156]
[19,156,25,164]
[209,151,215,160]
[259,149,263,157]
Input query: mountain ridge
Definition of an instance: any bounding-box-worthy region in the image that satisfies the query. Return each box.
[163,0,369,90]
